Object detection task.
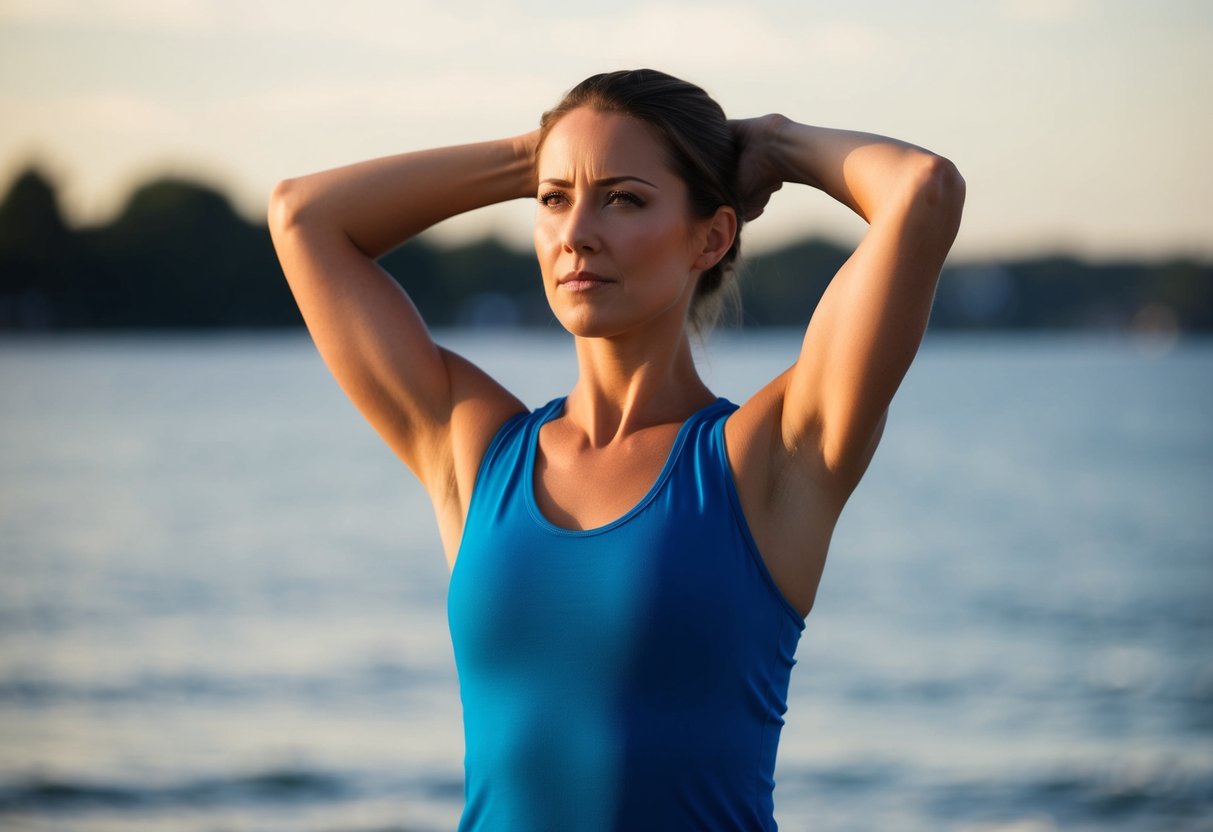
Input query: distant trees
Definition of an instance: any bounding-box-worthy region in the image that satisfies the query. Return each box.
[0,170,74,328]
[0,169,292,329]
[1,166,1209,332]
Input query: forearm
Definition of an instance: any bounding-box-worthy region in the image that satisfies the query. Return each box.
[768,117,960,226]
[269,132,539,260]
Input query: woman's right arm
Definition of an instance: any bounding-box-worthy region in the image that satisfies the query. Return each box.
[267,133,537,555]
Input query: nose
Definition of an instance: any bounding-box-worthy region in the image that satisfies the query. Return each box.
[561,200,599,254]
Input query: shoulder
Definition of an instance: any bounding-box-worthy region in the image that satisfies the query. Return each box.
[470,395,564,473]
[428,349,530,562]
[721,373,845,617]
[725,364,877,508]
[723,370,800,485]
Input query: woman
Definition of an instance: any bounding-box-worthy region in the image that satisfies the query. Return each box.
[269,69,963,831]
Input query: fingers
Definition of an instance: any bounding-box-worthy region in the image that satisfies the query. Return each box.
[742,182,782,223]
[733,116,789,222]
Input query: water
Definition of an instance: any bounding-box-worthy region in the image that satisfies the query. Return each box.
[1,331,1211,832]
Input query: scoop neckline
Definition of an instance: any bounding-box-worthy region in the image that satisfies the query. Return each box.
[524,396,731,537]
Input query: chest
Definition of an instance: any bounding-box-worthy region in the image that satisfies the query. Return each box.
[447,402,803,723]
[448,474,772,693]
[531,421,683,531]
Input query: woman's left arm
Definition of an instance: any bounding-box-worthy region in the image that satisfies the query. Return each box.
[736,115,965,498]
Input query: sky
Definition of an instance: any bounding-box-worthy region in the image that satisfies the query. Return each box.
[1,0,1210,262]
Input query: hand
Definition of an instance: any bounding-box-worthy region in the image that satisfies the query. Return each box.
[730,114,790,222]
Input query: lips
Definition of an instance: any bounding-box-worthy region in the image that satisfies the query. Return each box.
[557,270,614,292]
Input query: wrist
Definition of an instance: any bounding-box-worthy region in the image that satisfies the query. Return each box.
[768,117,824,189]
[760,114,797,180]
[509,130,541,199]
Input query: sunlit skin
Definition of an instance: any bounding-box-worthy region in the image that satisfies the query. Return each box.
[526,109,742,529]
[533,108,730,343]
[269,87,964,618]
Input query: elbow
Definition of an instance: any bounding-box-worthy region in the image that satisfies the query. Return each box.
[882,153,965,245]
[268,176,334,240]
[916,154,966,228]
[267,177,304,238]
[930,154,966,208]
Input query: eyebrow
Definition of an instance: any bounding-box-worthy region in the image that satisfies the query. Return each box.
[538,175,659,189]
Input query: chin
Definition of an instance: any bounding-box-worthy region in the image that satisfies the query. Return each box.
[556,305,690,343]
[554,310,621,340]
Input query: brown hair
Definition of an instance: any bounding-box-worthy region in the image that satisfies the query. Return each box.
[538,69,742,332]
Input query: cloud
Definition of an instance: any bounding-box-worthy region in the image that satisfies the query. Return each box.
[1,89,189,137]
[0,0,895,71]
[502,3,898,74]
[215,71,557,133]
[0,0,524,50]
[0,0,214,28]
[998,0,1093,24]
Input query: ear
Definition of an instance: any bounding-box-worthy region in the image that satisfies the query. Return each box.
[693,205,738,271]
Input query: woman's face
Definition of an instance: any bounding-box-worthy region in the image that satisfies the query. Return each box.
[534,107,713,340]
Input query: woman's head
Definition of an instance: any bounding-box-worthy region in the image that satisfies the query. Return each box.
[537,69,742,332]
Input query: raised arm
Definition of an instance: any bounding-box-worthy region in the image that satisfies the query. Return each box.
[736,115,965,498]
[267,134,538,559]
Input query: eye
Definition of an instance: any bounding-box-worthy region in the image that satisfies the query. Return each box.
[537,191,567,208]
[606,190,644,207]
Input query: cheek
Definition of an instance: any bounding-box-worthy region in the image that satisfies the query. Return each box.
[627,216,696,265]
[533,220,559,271]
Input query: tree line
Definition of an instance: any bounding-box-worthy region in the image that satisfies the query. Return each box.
[1,167,1208,332]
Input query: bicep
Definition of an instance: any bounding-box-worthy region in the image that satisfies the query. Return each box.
[269,182,519,492]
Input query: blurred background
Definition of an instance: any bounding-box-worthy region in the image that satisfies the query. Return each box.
[1,1,1211,831]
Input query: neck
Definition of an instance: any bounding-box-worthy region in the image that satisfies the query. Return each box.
[565,326,715,447]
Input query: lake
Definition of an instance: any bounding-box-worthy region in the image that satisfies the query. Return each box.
[1,330,1210,831]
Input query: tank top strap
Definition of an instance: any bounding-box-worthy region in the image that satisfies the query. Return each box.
[663,396,738,488]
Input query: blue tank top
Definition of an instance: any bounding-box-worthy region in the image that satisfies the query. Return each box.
[448,397,804,831]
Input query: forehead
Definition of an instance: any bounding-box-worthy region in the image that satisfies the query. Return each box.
[538,108,673,181]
